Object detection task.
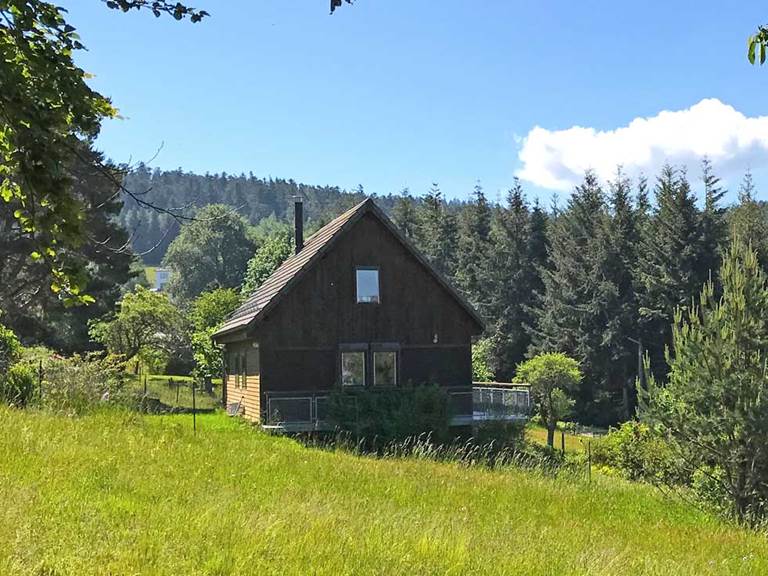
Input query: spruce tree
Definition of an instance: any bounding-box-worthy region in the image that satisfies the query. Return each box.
[636,165,704,378]
[698,158,728,283]
[392,188,420,242]
[486,179,536,379]
[730,171,768,269]
[595,169,641,420]
[529,171,612,423]
[455,183,492,312]
[418,184,458,278]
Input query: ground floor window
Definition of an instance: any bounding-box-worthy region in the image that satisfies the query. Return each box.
[341,351,366,387]
[339,346,398,388]
[374,351,397,387]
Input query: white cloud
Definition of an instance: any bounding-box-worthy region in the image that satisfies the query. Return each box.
[516,98,768,191]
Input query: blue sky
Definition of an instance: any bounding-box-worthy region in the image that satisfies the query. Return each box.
[68,1,768,203]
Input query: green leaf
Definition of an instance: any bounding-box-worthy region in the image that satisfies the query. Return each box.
[748,38,757,65]
[30,251,42,261]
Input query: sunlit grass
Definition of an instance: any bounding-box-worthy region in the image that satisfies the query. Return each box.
[126,374,220,410]
[0,408,765,575]
[526,423,599,454]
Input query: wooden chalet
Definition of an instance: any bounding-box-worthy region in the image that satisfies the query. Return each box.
[212,198,528,430]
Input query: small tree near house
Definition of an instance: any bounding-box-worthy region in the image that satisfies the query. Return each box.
[514,353,581,448]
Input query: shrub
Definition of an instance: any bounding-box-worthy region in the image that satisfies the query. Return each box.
[0,322,21,375]
[590,421,685,484]
[473,419,526,451]
[327,384,451,447]
[0,363,35,407]
[38,353,129,416]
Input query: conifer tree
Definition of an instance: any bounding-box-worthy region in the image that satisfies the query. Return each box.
[595,169,641,420]
[486,179,535,379]
[529,171,612,422]
[730,171,768,269]
[527,199,549,297]
[698,158,728,283]
[641,239,768,524]
[418,184,458,278]
[455,184,492,312]
[392,188,420,242]
[636,165,704,377]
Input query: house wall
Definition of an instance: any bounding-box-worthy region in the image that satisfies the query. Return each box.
[223,341,261,422]
[251,212,480,396]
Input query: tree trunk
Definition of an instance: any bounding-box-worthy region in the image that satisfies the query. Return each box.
[546,425,555,448]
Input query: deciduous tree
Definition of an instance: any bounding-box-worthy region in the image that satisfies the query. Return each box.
[163,205,256,303]
[514,353,581,447]
[89,286,187,373]
[240,229,293,296]
[190,288,241,389]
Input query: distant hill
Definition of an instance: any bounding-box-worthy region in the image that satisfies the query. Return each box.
[118,165,403,265]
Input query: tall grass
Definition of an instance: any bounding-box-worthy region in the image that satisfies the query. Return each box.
[0,407,765,575]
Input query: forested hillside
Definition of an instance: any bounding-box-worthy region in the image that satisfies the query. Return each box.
[119,165,404,264]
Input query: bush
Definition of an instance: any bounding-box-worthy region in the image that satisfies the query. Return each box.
[327,384,451,447]
[590,421,685,484]
[0,363,35,407]
[0,322,21,375]
[473,419,526,451]
[38,353,129,416]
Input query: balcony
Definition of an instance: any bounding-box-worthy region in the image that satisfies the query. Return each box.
[258,383,531,432]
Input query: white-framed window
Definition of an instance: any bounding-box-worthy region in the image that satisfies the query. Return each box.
[356,267,380,303]
[241,353,248,389]
[341,351,366,387]
[373,351,397,387]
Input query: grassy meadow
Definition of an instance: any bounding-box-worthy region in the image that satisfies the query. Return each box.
[0,407,765,576]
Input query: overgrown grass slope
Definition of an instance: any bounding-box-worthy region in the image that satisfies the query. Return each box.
[0,408,765,575]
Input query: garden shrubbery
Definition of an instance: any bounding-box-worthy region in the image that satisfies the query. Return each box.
[1,320,133,415]
[0,363,35,407]
[327,384,451,447]
[590,421,686,484]
[37,353,130,416]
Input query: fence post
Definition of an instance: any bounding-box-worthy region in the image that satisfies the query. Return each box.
[587,440,592,483]
[192,382,197,434]
[175,380,180,405]
[143,374,147,396]
[561,430,565,455]
[38,359,43,400]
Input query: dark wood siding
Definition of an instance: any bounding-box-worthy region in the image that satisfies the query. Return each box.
[253,213,478,393]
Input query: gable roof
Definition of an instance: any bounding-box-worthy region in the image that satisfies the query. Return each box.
[213,198,484,339]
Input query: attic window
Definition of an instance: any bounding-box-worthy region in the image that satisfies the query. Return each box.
[356,267,380,303]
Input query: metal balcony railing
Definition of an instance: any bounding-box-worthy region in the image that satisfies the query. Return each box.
[262,384,531,431]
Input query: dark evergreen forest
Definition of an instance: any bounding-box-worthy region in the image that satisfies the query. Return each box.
[119,165,409,265]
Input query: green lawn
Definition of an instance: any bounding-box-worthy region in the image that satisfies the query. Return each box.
[0,408,765,576]
[526,424,599,454]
